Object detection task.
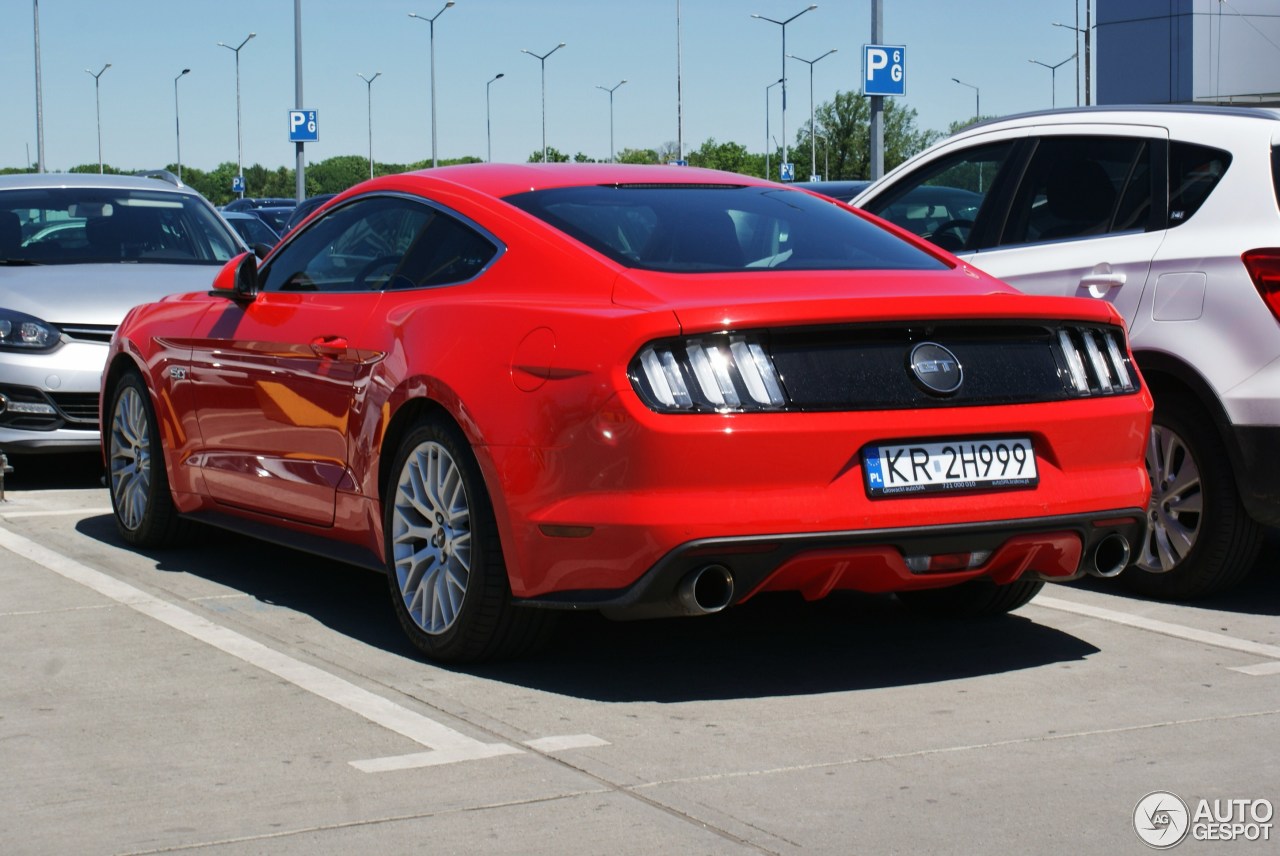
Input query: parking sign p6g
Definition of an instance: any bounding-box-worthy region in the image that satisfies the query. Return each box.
[864,45,906,96]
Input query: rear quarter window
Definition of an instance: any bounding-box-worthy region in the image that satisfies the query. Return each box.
[1169,141,1231,227]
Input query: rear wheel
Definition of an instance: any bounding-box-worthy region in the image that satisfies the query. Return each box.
[895,578,1044,618]
[107,371,188,547]
[1120,394,1262,599]
[384,417,552,663]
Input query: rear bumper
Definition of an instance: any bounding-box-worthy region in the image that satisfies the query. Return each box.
[514,509,1147,617]
[1233,425,1280,527]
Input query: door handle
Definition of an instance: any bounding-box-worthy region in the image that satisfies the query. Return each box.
[310,335,349,357]
[1078,272,1126,299]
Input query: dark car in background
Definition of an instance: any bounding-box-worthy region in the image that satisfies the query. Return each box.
[222,210,280,249]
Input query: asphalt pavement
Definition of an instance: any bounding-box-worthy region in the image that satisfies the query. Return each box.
[1,453,1277,855]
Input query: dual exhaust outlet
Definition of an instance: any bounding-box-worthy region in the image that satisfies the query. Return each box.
[675,533,1130,615]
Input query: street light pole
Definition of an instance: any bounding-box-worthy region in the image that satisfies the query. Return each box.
[522,43,565,163]
[787,49,836,180]
[486,73,504,162]
[595,80,626,163]
[357,72,381,180]
[174,68,190,181]
[85,63,111,174]
[951,77,979,121]
[1052,17,1093,106]
[765,77,782,180]
[33,0,45,172]
[1029,54,1076,109]
[217,33,256,198]
[408,2,454,168]
[752,4,817,180]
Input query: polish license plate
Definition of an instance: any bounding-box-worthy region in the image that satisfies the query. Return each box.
[862,437,1038,497]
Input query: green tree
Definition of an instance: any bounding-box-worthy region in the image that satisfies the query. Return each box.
[790,90,940,181]
[687,138,761,175]
[527,147,571,163]
[618,147,659,164]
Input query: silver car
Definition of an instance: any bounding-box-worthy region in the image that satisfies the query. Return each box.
[0,173,244,452]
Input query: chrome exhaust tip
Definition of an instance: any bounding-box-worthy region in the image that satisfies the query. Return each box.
[677,564,735,614]
[1088,533,1131,578]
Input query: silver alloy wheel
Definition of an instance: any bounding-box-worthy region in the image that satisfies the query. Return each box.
[109,385,151,532]
[391,441,473,635]
[1139,424,1203,573]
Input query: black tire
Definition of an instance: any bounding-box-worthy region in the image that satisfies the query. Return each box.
[383,416,553,663]
[106,371,189,547]
[895,578,1044,619]
[1120,393,1263,599]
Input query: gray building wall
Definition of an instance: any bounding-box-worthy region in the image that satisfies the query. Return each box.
[1097,0,1280,106]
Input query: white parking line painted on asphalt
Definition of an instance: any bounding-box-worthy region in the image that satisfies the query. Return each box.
[1231,661,1280,677]
[0,507,114,519]
[0,526,523,768]
[524,734,612,752]
[1034,595,1280,667]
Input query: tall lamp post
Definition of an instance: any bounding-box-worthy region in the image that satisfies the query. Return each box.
[595,79,627,163]
[522,42,565,163]
[217,32,256,198]
[174,68,190,181]
[409,2,454,168]
[357,71,381,179]
[787,48,836,180]
[1053,13,1093,106]
[33,0,46,172]
[764,77,782,180]
[486,73,503,162]
[752,4,817,180]
[1029,54,1076,108]
[951,77,979,121]
[85,63,111,174]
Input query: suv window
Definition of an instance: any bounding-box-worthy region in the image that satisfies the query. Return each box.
[858,141,1017,253]
[999,136,1152,247]
[1169,141,1230,227]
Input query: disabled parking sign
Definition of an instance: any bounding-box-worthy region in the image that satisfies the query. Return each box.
[864,45,905,96]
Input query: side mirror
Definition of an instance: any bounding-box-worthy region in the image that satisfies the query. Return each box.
[209,252,261,303]
[251,242,273,261]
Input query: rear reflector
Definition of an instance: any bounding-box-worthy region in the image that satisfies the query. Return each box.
[1243,248,1280,322]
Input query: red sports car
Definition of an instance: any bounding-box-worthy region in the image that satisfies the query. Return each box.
[103,164,1152,663]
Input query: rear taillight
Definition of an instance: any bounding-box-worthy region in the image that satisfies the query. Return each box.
[630,333,787,413]
[1243,249,1280,322]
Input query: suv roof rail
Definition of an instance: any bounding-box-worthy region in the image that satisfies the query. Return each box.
[133,169,186,189]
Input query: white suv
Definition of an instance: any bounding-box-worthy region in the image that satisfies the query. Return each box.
[854,106,1280,599]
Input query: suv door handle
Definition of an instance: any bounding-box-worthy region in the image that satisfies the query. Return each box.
[1078,272,1126,299]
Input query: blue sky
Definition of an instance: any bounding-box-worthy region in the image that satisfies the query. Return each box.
[1,1,1093,173]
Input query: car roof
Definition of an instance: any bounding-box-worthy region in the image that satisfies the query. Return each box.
[0,172,198,194]
[394,162,778,200]
[957,103,1280,135]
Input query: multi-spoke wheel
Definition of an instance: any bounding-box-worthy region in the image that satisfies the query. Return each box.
[384,417,552,663]
[1120,394,1261,599]
[107,371,185,547]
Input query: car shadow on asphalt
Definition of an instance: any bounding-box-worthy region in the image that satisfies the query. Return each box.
[76,512,1102,703]
[3,452,104,491]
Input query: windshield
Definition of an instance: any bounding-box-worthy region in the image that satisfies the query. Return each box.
[0,186,241,265]
[505,184,947,273]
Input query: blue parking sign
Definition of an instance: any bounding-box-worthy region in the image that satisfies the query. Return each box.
[864,44,906,96]
[288,110,319,143]
[231,175,245,193]
[780,162,795,182]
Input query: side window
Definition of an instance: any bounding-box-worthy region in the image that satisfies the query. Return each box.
[1168,141,1230,227]
[860,141,1017,253]
[1000,136,1151,247]
[389,211,498,289]
[259,196,434,293]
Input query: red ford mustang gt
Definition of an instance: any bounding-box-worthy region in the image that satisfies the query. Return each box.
[102,163,1152,662]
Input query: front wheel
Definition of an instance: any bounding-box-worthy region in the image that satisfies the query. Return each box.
[383,417,552,663]
[895,578,1044,618]
[1120,395,1262,599]
[107,371,188,547]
